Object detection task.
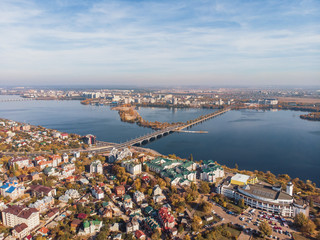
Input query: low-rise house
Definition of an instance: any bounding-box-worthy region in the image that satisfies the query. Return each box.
[114,233,122,240]
[79,178,89,185]
[60,133,68,139]
[52,132,61,138]
[29,172,41,181]
[153,185,162,196]
[12,223,28,239]
[46,208,59,220]
[92,187,104,200]
[62,153,69,162]
[126,217,139,233]
[59,194,70,203]
[99,207,113,218]
[43,167,57,176]
[0,181,25,200]
[29,185,56,197]
[144,206,153,215]
[38,227,49,236]
[135,230,146,239]
[79,220,102,235]
[123,194,133,209]
[34,156,46,165]
[77,213,88,220]
[73,151,80,158]
[204,215,213,222]
[158,207,176,230]
[29,196,54,212]
[115,185,125,197]
[144,216,160,232]
[133,191,145,203]
[109,222,120,232]
[71,219,82,230]
[153,185,166,203]
[169,228,178,236]
[17,174,29,182]
[60,163,76,179]
[65,189,80,198]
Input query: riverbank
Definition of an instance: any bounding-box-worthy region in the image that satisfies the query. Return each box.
[300,112,320,121]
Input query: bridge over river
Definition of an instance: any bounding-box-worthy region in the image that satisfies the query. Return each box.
[88,107,231,153]
[0,98,35,102]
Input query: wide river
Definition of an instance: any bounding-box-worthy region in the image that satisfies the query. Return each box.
[1,96,319,185]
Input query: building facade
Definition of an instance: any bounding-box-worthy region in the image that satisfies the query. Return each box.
[2,205,40,231]
[217,180,309,217]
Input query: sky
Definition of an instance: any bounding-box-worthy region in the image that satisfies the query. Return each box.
[0,0,319,87]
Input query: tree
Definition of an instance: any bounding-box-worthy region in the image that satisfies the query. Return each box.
[201,200,213,213]
[259,221,272,237]
[195,233,205,240]
[301,220,316,234]
[314,218,320,229]
[191,182,198,192]
[184,235,191,240]
[192,215,202,231]
[238,198,245,208]
[151,229,161,240]
[96,231,107,240]
[143,164,149,172]
[199,181,210,194]
[294,212,308,229]
[134,178,141,190]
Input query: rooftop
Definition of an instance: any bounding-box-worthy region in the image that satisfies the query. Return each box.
[239,183,293,201]
[231,173,250,183]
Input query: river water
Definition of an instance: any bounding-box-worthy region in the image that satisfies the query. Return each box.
[0,96,319,185]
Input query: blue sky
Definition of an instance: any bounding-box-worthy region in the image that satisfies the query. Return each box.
[0,0,319,86]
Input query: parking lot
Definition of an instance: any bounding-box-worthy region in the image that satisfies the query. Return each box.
[209,199,297,240]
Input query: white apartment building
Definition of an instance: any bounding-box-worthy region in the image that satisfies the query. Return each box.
[92,187,104,200]
[2,205,40,231]
[121,160,142,175]
[90,160,103,174]
[9,157,31,169]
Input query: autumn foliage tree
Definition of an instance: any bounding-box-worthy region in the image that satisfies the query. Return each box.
[259,221,272,237]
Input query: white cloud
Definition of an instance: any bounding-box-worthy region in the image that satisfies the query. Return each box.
[0,0,319,86]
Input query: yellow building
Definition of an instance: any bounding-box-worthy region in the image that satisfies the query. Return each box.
[231,174,258,186]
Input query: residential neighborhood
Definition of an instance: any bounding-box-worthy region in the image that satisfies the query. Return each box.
[0,119,318,240]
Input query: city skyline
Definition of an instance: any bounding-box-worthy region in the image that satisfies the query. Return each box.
[0,0,319,86]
